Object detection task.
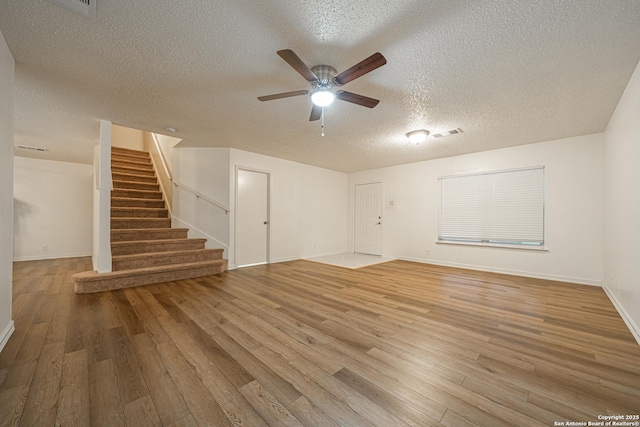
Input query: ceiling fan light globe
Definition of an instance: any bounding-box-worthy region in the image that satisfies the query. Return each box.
[311,90,335,107]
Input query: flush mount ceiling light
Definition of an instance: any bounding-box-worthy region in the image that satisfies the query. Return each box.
[406,130,430,145]
[310,89,335,107]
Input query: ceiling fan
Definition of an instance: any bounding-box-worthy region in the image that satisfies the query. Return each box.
[258,49,387,121]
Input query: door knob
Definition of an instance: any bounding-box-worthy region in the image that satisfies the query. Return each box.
[264,221,269,225]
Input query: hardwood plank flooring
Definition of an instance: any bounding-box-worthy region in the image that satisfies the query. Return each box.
[2,257,640,426]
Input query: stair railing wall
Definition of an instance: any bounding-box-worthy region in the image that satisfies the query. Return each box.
[94,120,112,273]
[146,134,231,258]
[172,181,230,213]
[171,181,230,258]
[172,216,230,255]
[145,132,173,217]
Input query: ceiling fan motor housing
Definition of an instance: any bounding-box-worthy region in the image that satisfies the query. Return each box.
[311,65,337,90]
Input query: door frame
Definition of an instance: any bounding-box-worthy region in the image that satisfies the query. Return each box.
[234,166,271,268]
[353,181,384,255]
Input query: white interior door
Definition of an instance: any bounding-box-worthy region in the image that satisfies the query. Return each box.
[354,182,383,255]
[236,169,269,267]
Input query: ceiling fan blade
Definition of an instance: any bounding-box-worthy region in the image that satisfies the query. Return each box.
[277,49,318,82]
[309,104,322,121]
[335,91,380,108]
[258,90,309,101]
[333,52,387,86]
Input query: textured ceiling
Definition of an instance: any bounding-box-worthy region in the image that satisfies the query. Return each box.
[1,0,640,172]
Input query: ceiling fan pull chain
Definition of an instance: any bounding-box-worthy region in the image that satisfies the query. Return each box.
[321,108,325,137]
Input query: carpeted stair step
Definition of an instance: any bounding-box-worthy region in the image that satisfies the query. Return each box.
[110,153,150,164]
[112,172,158,184]
[111,155,152,167]
[73,260,228,294]
[111,207,168,218]
[111,228,189,242]
[111,238,207,256]
[112,156,153,166]
[112,164,155,176]
[112,146,149,158]
[111,197,166,208]
[111,217,171,229]
[112,248,223,270]
[113,179,160,191]
[111,189,163,200]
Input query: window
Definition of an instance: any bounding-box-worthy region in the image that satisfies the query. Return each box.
[438,166,545,247]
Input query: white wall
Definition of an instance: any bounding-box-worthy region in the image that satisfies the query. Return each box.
[111,124,144,151]
[172,147,231,255]
[144,132,180,214]
[229,148,348,268]
[0,29,15,353]
[153,133,180,172]
[13,157,93,261]
[603,59,640,342]
[348,133,605,286]
[171,146,348,269]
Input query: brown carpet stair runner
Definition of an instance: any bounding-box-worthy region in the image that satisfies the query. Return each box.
[73,146,227,293]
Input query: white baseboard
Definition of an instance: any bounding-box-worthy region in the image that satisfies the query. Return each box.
[270,256,300,264]
[0,320,15,354]
[230,251,350,271]
[602,283,640,346]
[13,252,93,262]
[396,256,603,287]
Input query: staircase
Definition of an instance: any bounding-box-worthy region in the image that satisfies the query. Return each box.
[73,146,227,293]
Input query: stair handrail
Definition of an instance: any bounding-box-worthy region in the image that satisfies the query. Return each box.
[173,180,230,214]
[152,133,229,214]
[151,133,173,181]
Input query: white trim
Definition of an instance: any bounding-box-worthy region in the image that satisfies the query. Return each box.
[396,256,603,287]
[438,165,546,180]
[602,283,640,346]
[235,261,268,268]
[436,240,549,252]
[0,321,15,354]
[13,252,93,262]
[234,166,271,268]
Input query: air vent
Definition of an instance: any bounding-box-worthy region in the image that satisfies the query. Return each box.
[16,145,48,152]
[433,128,463,138]
[48,0,96,18]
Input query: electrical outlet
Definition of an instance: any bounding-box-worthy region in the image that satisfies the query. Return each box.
[42,245,48,252]
[425,249,430,256]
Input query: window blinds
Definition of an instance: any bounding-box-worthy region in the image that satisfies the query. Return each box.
[438,166,545,246]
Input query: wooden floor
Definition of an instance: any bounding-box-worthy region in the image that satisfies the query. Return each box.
[2,258,640,426]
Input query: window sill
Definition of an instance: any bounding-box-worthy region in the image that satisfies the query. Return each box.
[436,240,549,252]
